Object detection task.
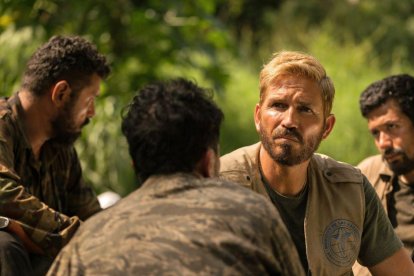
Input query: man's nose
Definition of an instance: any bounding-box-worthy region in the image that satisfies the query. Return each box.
[281,108,298,129]
[377,131,392,150]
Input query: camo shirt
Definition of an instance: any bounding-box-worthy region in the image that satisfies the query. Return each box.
[48,173,305,276]
[0,95,101,257]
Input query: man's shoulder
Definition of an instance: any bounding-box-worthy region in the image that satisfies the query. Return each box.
[145,174,262,204]
[78,176,275,234]
[312,153,364,184]
[0,97,21,140]
[0,98,20,149]
[0,97,14,125]
[219,142,260,188]
[140,174,274,219]
[220,142,260,175]
[0,98,11,118]
[204,177,257,198]
[220,142,260,169]
[357,154,391,185]
[357,155,387,173]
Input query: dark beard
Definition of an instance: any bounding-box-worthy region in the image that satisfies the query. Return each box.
[383,148,414,175]
[50,105,89,146]
[49,127,81,146]
[260,125,323,166]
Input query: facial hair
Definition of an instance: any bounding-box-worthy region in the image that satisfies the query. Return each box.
[50,102,89,146]
[382,147,414,175]
[260,123,324,166]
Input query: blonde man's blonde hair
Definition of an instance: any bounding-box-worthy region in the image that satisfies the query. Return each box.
[259,51,335,117]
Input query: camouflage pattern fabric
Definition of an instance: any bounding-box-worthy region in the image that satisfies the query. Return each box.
[0,95,101,257]
[48,173,305,276]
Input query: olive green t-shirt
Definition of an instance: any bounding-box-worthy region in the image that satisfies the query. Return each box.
[264,176,402,272]
[264,180,309,272]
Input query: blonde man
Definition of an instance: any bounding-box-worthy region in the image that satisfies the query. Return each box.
[220,51,414,275]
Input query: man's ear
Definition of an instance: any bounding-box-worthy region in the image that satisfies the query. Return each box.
[254,103,261,133]
[322,114,336,140]
[51,81,71,108]
[197,148,218,178]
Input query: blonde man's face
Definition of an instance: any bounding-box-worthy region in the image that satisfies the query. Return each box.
[255,75,335,166]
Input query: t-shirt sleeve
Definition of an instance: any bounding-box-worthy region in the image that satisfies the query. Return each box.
[357,176,403,266]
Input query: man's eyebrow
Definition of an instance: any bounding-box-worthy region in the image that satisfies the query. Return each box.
[297,100,312,105]
[296,99,316,107]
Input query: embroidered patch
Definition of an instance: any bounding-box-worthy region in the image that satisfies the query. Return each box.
[323,219,360,267]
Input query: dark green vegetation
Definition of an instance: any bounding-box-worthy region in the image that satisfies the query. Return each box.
[1,0,413,195]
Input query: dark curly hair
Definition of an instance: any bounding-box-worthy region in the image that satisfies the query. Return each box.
[360,74,414,124]
[121,78,224,182]
[21,35,110,96]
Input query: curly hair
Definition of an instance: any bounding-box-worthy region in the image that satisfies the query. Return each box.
[360,74,414,124]
[21,35,110,96]
[260,51,335,117]
[121,78,224,182]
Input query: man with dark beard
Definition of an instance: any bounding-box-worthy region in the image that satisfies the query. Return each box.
[220,51,414,275]
[0,35,110,275]
[353,74,414,275]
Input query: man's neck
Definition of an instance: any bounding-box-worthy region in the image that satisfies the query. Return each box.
[259,147,310,197]
[18,91,53,159]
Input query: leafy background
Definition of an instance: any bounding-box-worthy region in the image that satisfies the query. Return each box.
[1,0,413,196]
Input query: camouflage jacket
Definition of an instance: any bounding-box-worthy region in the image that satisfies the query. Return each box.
[0,95,101,257]
[48,173,305,276]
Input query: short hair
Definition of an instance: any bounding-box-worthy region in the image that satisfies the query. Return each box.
[360,74,414,125]
[121,78,224,182]
[259,51,335,117]
[22,35,110,96]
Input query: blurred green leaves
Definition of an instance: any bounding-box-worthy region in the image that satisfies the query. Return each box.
[1,0,414,195]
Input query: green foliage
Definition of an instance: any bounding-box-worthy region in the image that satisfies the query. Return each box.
[307,32,383,165]
[217,60,261,155]
[0,26,44,96]
[0,0,237,195]
[267,0,414,69]
[76,95,136,196]
[1,0,414,195]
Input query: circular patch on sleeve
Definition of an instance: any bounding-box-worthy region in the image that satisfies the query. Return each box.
[323,219,361,267]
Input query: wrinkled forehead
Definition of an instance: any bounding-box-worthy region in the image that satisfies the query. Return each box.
[263,74,323,98]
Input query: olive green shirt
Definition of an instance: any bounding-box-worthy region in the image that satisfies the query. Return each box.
[0,95,101,256]
[48,173,305,276]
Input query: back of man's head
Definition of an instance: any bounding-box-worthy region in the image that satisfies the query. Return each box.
[121,78,224,182]
[360,74,414,125]
[22,35,110,97]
